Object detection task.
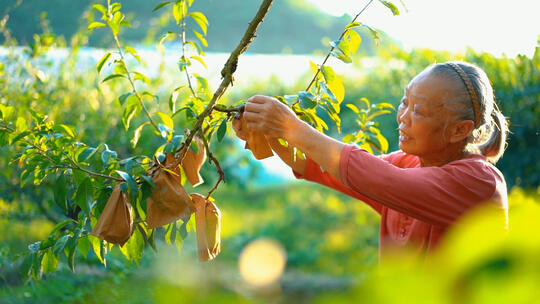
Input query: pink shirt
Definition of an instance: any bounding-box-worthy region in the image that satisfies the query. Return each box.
[294,145,508,261]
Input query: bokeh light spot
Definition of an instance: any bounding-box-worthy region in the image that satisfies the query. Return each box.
[238,238,286,287]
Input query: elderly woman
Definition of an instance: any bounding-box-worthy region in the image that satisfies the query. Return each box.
[233,61,509,261]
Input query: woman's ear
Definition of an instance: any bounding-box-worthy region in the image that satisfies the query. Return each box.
[449,120,475,143]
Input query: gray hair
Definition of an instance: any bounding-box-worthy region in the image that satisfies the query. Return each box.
[429,61,509,163]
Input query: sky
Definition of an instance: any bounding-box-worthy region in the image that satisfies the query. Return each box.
[306,0,539,57]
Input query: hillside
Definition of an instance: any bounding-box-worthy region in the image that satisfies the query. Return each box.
[1,0,392,54]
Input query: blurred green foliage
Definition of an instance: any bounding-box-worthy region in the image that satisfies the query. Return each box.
[1,185,538,303]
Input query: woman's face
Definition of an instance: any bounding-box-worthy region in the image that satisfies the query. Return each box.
[397,70,458,158]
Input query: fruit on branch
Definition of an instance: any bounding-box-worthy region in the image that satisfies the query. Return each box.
[191,193,221,262]
[180,136,206,187]
[239,112,273,160]
[91,184,133,246]
[146,157,194,229]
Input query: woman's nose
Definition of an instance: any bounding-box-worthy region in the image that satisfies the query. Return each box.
[397,105,409,125]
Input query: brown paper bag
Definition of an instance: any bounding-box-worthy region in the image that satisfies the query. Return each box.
[239,112,273,160]
[180,137,206,187]
[91,184,133,246]
[191,193,221,262]
[146,167,194,229]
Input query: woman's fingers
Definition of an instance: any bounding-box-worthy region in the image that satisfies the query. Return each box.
[241,95,301,140]
[232,116,248,141]
[244,101,266,114]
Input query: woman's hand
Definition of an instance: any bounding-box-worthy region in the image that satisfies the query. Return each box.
[242,95,300,140]
[231,114,248,141]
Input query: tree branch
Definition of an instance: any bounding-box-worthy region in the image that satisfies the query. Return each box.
[168,0,274,168]
[213,105,244,114]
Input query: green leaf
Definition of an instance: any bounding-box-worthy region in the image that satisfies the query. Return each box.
[116,170,138,196]
[298,91,317,109]
[88,235,105,265]
[124,46,141,63]
[378,0,400,15]
[345,21,361,29]
[346,103,361,114]
[140,175,157,189]
[172,2,185,24]
[190,55,207,69]
[78,237,91,259]
[156,112,174,130]
[193,74,208,91]
[88,22,106,30]
[96,52,111,74]
[56,124,77,138]
[320,81,337,102]
[91,4,107,15]
[102,74,125,83]
[217,119,227,142]
[110,11,124,36]
[189,139,199,154]
[157,124,170,139]
[178,56,191,72]
[360,97,370,108]
[362,24,380,45]
[131,122,150,148]
[343,133,356,143]
[192,30,208,47]
[153,1,172,12]
[118,92,135,106]
[374,102,395,110]
[330,40,352,63]
[75,178,93,215]
[101,144,117,165]
[345,29,361,55]
[41,249,58,274]
[28,241,41,253]
[186,40,204,56]
[66,229,81,272]
[78,147,97,162]
[120,227,144,265]
[133,72,150,86]
[53,235,70,255]
[169,86,187,112]
[122,98,141,131]
[10,131,30,145]
[111,3,122,14]
[188,12,208,35]
[49,219,75,236]
[171,135,184,151]
[53,175,68,212]
[0,105,15,122]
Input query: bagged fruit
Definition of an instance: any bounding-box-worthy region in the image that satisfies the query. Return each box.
[91,184,133,245]
[191,193,221,261]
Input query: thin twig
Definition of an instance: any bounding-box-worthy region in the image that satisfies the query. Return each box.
[293,0,374,105]
[112,35,160,133]
[181,2,198,98]
[22,138,123,182]
[169,0,274,168]
[213,105,244,114]
[198,130,224,198]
